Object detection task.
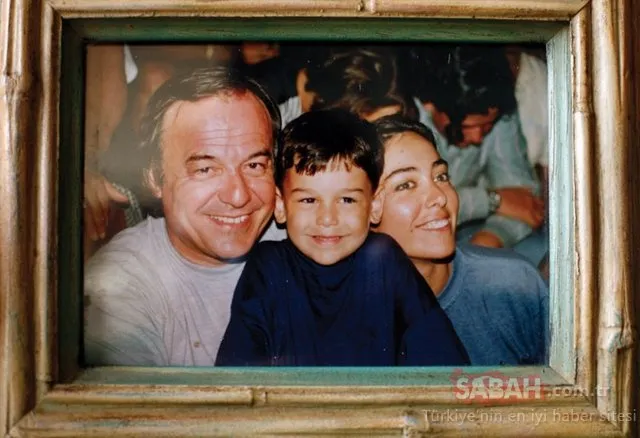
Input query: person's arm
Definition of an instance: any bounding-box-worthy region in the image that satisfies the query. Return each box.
[477,113,543,247]
[83,256,167,366]
[83,45,131,248]
[215,249,273,366]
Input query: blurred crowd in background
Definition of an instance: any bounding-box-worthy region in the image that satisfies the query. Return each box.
[83,41,549,276]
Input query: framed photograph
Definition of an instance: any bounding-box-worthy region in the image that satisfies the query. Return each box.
[1,0,637,436]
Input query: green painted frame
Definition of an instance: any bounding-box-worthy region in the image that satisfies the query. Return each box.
[1,1,636,436]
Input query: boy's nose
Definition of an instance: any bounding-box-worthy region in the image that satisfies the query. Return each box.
[316,203,339,227]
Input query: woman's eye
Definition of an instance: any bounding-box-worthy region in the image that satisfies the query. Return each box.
[299,198,316,204]
[434,172,450,183]
[395,181,416,192]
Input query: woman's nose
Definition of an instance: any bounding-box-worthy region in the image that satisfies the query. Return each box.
[425,185,447,208]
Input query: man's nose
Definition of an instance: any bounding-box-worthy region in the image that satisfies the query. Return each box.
[316,202,339,227]
[218,172,251,208]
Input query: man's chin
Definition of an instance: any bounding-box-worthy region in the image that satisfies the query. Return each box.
[210,242,257,264]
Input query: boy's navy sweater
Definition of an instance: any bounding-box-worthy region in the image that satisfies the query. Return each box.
[216,232,469,366]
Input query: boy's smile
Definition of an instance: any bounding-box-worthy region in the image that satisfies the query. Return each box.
[275,160,383,266]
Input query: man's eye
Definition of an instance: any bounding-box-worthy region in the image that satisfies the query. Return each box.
[195,167,213,175]
[245,161,269,175]
[395,181,416,192]
[340,197,357,204]
[434,172,450,183]
[299,198,316,204]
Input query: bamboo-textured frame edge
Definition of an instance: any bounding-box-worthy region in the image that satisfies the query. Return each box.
[0,0,636,436]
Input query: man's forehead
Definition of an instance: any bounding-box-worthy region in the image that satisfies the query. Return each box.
[160,92,275,150]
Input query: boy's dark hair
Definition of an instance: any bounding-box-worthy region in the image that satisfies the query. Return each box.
[373,114,438,149]
[305,48,410,119]
[410,44,517,145]
[277,108,384,191]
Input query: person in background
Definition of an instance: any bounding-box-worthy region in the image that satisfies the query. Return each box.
[406,44,547,267]
[373,115,548,365]
[278,47,411,126]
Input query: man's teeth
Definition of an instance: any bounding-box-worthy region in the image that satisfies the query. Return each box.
[211,215,249,224]
[425,219,449,229]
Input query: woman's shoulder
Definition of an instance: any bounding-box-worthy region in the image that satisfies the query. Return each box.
[454,243,547,294]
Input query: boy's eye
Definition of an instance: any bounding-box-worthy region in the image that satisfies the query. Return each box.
[395,181,416,192]
[434,172,450,183]
[340,197,357,204]
[298,198,316,204]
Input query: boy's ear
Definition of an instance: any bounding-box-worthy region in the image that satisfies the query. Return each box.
[369,186,385,225]
[143,168,162,199]
[274,187,287,224]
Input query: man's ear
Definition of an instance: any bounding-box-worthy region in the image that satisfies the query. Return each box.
[143,168,162,199]
[369,186,385,225]
[274,187,287,224]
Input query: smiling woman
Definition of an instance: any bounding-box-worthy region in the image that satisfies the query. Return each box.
[1,0,637,436]
[374,115,548,366]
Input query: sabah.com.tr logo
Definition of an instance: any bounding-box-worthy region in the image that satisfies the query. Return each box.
[450,369,543,404]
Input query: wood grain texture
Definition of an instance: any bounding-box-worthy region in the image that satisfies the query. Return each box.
[0,0,636,436]
[46,0,589,19]
[35,0,61,404]
[373,0,589,20]
[591,0,636,435]
[0,0,40,434]
[47,0,366,17]
[547,26,575,382]
[570,4,596,398]
[66,17,562,42]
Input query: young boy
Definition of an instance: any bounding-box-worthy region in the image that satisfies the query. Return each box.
[215,109,469,366]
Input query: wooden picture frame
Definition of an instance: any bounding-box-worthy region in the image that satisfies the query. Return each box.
[1,0,637,436]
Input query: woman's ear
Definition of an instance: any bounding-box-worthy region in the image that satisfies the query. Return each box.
[369,186,385,225]
[143,167,162,199]
[274,187,287,224]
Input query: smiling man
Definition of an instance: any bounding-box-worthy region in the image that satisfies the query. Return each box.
[83,67,285,366]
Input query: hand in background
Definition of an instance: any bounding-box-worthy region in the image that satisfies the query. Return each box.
[84,171,129,241]
[495,187,545,229]
[470,230,503,248]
